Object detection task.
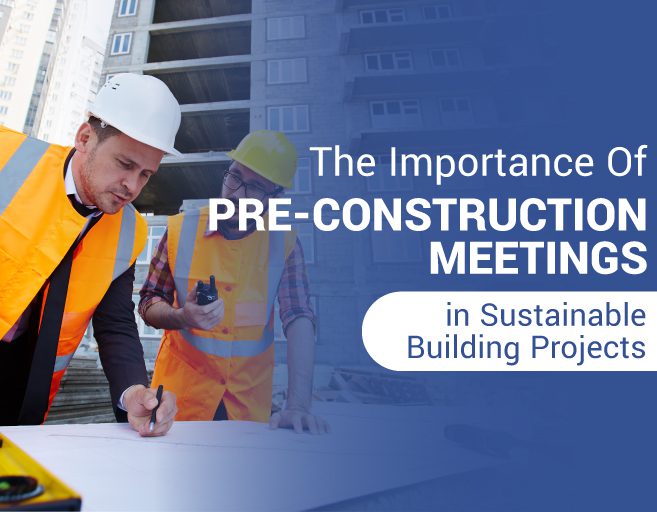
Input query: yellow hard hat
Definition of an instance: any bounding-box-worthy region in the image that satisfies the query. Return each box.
[226,130,297,188]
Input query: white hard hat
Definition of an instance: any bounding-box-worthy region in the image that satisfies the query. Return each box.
[88,73,182,156]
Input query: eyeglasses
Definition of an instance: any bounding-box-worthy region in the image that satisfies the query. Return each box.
[223,171,282,201]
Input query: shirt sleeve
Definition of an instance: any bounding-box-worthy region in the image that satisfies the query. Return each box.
[92,263,149,422]
[278,237,316,336]
[138,231,176,326]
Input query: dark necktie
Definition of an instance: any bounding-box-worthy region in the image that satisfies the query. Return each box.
[67,193,97,217]
[17,244,75,424]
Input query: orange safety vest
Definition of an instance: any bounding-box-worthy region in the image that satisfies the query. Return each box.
[152,207,296,422]
[0,126,146,421]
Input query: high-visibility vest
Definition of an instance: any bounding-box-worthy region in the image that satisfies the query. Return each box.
[0,126,147,420]
[152,207,296,422]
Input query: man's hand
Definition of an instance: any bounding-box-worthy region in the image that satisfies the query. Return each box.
[269,407,330,435]
[124,384,177,437]
[179,287,224,331]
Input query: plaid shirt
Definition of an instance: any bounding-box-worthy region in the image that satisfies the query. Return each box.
[138,229,315,335]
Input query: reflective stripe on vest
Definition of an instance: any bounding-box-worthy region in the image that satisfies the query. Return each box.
[54,352,75,373]
[173,212,285,358]
[113,205,137,280]
[0,136,50,214]
[173,209,201,308]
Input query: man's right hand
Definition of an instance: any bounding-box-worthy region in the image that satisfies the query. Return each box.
[178,287,224,330]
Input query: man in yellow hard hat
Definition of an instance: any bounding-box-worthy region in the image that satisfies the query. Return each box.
[0,74,177,435]
[139,130,329,433]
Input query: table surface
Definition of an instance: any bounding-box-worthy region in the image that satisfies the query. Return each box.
[1,403,495,511]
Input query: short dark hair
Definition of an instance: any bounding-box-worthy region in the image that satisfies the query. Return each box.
[87,116,121,144]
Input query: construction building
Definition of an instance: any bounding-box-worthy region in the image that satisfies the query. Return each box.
[0,0,12,40]
[23,0,65,135]
[34,0,109,145]
[101,0,549,367]
[0,0,57,130]
[0,0,112,142]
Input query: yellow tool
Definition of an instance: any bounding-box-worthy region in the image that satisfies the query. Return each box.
[0,433,81,510]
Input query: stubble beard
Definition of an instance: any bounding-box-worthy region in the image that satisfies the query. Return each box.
[80,147,125,214]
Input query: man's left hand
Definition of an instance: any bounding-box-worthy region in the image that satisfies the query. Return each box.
[269,408,330,434]
[124,384,177,437]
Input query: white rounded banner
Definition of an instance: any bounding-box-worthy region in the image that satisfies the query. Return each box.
[362,292,657,371]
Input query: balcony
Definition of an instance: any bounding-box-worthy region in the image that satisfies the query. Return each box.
[147,66,250,104]
[345,20,485,52]
[347,66,550,100]
[135,161,228,215]
[352,125,539,154]
[153,0,251,24]
[344,15,542,52]
[175,109,249,154]
[148,24,250,63]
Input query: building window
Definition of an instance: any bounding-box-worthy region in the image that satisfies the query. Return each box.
[110,33,132,55]
[0,106,7,115]
[267,105,309,133]
[11,49,23,59]
[371,231,422,263]
[2,76,16,86]
[267,15,305,40]
[294,222,316,264]
[267,58,307,85]
[360,8,405,25]
[364,51,413,72]
[137,224,166,265]
[6,62,18,73]
[439,96,473,125]
[0,90,11,100]
[440,97,472,113]
[288,157,312,195]
[423,4,453,20]
[15,36,27,46]
[118,0,138,16]
[370,100,422,129]
[366,154,413,192]
[431,48,461,68]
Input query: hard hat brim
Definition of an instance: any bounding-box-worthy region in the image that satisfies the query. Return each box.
[87,111,183,157]
[164,147,183,157]
[225,149,293,189]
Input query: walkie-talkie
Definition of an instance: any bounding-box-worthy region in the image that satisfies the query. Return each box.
[196,275,218,305]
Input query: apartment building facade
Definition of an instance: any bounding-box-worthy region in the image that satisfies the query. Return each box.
[0,0,57,129]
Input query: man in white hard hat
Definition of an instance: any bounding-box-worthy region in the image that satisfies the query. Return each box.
[139,131,329,434]
[0,73,179,435]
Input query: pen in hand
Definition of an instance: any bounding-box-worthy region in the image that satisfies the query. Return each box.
[149,384,164,433]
